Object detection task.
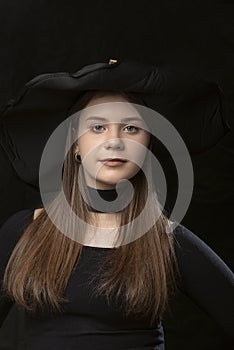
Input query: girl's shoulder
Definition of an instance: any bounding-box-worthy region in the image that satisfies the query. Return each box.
[0,208,35,230]
[0,208,37,245]
[0,208,36,267]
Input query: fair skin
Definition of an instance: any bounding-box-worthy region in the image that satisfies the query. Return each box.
[33,208,43,220]
[34,93,151,228]
[75,94,151,190]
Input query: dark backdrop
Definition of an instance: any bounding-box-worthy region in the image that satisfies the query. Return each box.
[0,1,233,349]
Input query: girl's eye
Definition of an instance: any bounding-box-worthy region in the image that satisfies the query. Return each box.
[90,124,105,132]
[124,125,139,133]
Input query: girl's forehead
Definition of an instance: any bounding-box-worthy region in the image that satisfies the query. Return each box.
[79,101,144,124]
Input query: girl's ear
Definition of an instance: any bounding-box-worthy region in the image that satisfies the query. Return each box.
[73,140,80,154]
[74,145,80,154]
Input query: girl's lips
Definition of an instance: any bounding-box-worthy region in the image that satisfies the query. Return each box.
[101,160,127,166]
[101,158,127,162]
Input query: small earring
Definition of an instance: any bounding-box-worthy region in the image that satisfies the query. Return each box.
[74,152,81,163]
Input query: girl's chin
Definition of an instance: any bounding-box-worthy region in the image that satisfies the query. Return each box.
[89,175,131,188]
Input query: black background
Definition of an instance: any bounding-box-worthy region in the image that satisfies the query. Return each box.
[0,1,233,349]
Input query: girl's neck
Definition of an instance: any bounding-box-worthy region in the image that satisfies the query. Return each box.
[85,185,122,229]
[85,182,128,213]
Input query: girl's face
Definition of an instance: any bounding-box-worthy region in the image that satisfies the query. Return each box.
[75,93,151,190]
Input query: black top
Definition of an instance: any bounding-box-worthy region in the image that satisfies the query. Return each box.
[0,189,234,349]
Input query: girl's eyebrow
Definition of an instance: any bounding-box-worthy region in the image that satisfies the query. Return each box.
[85,116,143,122]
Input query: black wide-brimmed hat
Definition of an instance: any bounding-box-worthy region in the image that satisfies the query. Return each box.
[0,58,231,221]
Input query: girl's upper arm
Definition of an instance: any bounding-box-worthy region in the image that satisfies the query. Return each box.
[0,209,34,327]
[173,223,234,338]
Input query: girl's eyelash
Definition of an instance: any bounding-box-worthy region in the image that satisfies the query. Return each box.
[125,125,139,132]
[88,124,103,131]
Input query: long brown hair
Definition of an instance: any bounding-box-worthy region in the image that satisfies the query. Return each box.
[3,90,179,326]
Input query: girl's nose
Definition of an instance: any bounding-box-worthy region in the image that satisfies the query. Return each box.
[104,125,125,149]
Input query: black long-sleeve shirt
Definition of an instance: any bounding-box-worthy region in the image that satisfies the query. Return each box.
[0,208,233,350]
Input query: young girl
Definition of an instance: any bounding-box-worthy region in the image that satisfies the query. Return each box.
[0,88,233,350]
